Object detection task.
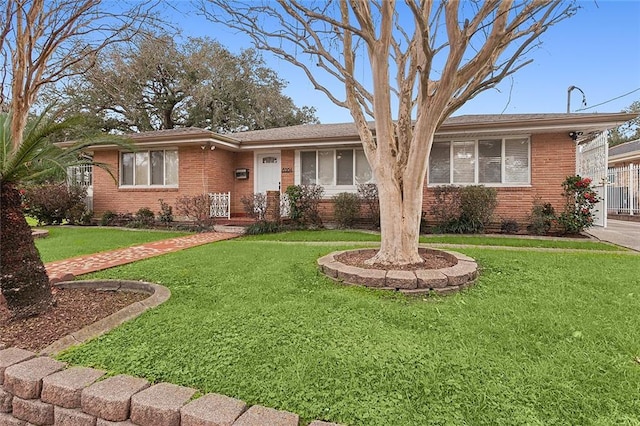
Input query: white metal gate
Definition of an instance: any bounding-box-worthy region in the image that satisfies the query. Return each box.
[209,192,231,219]
[576,132,608,227]
[607,164,640,215]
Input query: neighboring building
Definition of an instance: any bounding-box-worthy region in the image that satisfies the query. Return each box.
[72,113,635,227]
[608,139,640,219]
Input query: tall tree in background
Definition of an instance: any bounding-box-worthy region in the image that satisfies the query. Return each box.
[0,0,157,145]
[202,0,577,265]
[609,100,640,146]
[44,32,318,133]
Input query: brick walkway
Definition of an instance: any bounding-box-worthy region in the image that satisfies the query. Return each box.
[45,232,240,283]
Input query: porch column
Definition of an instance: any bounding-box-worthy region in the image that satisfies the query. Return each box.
[265,191,281,222]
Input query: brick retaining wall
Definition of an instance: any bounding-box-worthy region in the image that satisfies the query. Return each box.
[0,346,340,426]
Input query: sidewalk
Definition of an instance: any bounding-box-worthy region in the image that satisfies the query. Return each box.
[45,232,240,283]
[586,219,640,252]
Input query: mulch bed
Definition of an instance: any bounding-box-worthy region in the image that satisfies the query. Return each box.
[336,248,456,271]
[0,288,146,352]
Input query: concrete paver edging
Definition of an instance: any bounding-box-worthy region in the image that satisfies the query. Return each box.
[40,280,170,356]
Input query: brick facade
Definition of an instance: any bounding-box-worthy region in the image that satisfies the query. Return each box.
[91,132,576,227]
[422,132,576,223]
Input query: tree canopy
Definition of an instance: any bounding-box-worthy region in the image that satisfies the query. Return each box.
[609,100,640,146]
[43,32,318,133]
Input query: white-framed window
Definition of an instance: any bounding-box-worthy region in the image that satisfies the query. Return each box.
[299,149,373,187]
[428,137,530,185]
[120,149,178,187]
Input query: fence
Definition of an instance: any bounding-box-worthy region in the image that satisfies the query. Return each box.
[607,164,640,215]
[209,192,231,219]
[67,164,93,211]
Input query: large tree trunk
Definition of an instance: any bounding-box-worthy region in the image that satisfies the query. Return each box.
[368,177,424,266]
[0,182,54,318]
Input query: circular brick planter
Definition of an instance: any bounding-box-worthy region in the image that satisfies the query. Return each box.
[317,248,479,296]
[31,229,49,239]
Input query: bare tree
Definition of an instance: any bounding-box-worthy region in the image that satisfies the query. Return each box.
[200,0,577,265]
[0,0,158,145]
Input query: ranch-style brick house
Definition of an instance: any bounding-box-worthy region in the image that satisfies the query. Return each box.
[80,113,636,227]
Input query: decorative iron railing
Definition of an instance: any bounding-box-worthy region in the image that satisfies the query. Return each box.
[280,192,290,218]
[67,164,93,187]
[209,192,231,219]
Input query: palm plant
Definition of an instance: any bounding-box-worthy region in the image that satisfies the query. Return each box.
[1,109,128,319]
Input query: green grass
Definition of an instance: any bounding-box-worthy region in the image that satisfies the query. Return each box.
[58,239,640,425]
[35,227,190,262]
[242,229,622,251]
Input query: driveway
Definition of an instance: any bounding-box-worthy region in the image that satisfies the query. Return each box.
[586,219,640,252]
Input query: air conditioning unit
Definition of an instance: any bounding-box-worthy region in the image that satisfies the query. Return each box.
[235,168,249,180]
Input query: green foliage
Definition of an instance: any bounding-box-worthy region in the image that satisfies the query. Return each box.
[332,192,360,228]
[128,207,155,228]
[35,227,189,263]
[557,175,599,235]
[357,183,380,228]
[58,240,640,425]
[608,100,640,146]
[429,186,461,232]
[46,33,319,133]
[500,219,520,234]
[285,184,324,227]
[429,186,497,233]
[22,183,89,225]
[527,198,556,235]
[0,108,131,186]
[158,199,173,224]
[100,210,117,226]
[244,220,282,235]
[241,229,621,250]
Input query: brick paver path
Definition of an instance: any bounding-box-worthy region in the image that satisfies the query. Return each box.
[45,232,240,283]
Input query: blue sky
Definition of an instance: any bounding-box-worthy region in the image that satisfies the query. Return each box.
[169,1,640,124]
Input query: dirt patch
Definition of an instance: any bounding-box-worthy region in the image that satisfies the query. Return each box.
[0,288,146,352]
[335,248,456,271]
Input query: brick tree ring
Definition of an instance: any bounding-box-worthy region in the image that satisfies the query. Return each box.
[317,248,479,296]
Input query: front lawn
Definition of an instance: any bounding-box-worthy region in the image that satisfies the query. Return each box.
[35,227,190,262]
[57,238,640,425]
[244,229,623,251]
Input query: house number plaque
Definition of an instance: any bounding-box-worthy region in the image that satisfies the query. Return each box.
[282,167,292,173]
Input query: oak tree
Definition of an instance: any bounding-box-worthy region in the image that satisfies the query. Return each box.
[45,32,319,133]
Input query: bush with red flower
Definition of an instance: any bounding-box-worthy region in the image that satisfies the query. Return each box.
[558,175,599,234]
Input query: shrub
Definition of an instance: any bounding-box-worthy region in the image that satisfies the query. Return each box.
[333,192,360,228]
[557,175,599,235]
[429,185,497,233]
[23,183,88,225]
[357,183,380,228]
[128,207,155,228]
[285,184,324,227]
[100,210,117,226]
[500,219,520,234]
[245,220,282,235]
[527,198,556,235]
[429,186,462,232]
[175,194,214,230]
[457,185,498,233]
[241,193,268,221]
[158,199,173,224]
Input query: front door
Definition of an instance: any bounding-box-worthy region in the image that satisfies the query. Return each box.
[256,153,281,194]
